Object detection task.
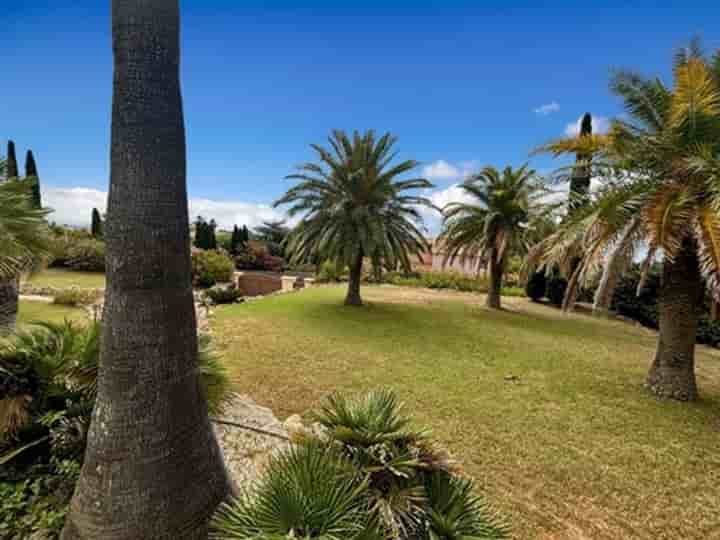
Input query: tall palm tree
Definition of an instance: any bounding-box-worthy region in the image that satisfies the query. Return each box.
[532,40,720,401]
[62,1,230,538]
[439,165,552,309]
[275,130,435,306]
[0,163,50,334]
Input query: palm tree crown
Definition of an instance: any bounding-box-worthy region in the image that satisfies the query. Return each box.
[275,129,435,305]
[0,164,50,278]
[532,40,720,400]
[533,42,720,303]
[440,165,551,270]
[438,165,553,308]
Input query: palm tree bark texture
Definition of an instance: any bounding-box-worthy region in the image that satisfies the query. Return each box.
[62,1,230,538]
[646,238,702,401]
[486,248,504,309]
[0,277,19,335]
[345,252,364,306]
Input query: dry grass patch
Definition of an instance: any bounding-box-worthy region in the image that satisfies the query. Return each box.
[213,285,720,540]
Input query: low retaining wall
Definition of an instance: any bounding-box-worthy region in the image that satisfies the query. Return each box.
[236,272,283,297]
[236,272,316,297]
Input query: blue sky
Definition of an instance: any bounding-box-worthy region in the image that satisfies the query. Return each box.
[3,1,720,229]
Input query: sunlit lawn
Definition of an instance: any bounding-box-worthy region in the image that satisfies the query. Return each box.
[213,285,720,540]
[25,268,106,289]
[17,299,86,326]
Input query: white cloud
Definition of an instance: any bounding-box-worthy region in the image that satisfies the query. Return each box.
[422,160,460,181]
[42,186,288,230]
[428,183,475,211]
[422,160,480,182]
[43,187,107,227]
[564,114,610,137]
[533,101,560,115]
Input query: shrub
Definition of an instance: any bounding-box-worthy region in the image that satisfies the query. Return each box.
[192,249,235,288]
[317,260,347,283]
[66,239,106,272]
[212,389,509,540]
[0,321,232,537]
[0,458,79,540]
[546,275,567,307]
[234,243,286,272]
[53,288,102,307]
[203,286,244,305]
[525,271,546,301]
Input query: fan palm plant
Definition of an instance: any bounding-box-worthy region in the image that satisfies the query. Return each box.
[275,130,435,306]
[211,442,382,540]
[438,165,553,309]
[0,166,51,334]
[531,40,720,400]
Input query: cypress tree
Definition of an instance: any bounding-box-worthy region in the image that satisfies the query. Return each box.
[230,225,240,254]
[193,216,206,249]
[242,225,250,243]
[91,207,104,238]
[568,113,593,213]
[6,140,18,179]
[208,219,218,250]
[25,150,42,208]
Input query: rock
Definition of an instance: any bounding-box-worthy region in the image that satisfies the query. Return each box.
[213,394,290,490]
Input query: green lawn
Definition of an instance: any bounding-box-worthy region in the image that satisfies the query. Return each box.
[17,299,86,326]
[213,285,720,540]
[25,268,106,289]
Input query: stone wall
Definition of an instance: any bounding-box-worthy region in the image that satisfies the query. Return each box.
[236,272,283,297]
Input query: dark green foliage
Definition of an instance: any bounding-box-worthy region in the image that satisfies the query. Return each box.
[90,208,103,238]
[203,286,244,305]
[24,150,42,209]
[611,270,660,329]
[568,113,592,213]
[229,225,242,255]
[525,271,547,301]
[580,112,593,137]
[191,249,235,287]
[253,220,288,257]
[608,269,720,347]
[546,274,568,307]
[194,216,218,250]
[0,458,80,540]
[6,140,19,179]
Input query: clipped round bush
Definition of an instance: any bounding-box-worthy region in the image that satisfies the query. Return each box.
[525,271,546,301]
[203,286,244,305]
[192,249,235,288]
[53,287,103,307]
[316,260,347,283]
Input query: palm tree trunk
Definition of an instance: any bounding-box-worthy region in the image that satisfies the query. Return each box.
[0,277,19,335]
[62,2,230,538]
[593,217,639,316]
[486,250,503,309]
[646,239,701,401]
[345,253,363,306]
